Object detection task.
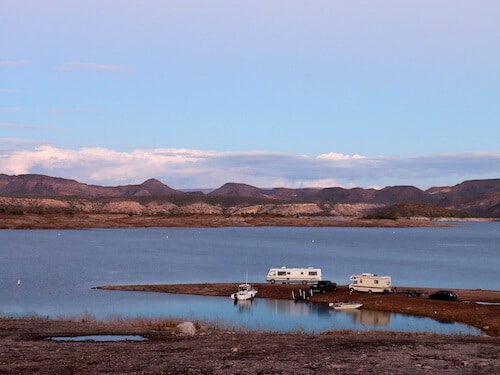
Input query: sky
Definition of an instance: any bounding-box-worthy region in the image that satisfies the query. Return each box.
[1,0,499,190]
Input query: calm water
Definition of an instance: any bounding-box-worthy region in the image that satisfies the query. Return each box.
[1,222,498,334]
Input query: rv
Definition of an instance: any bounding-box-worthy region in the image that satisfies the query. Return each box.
[349,273,392,293]
[266,267,322,284]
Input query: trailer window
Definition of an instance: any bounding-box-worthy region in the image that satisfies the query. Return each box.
[308,271,317,276]
[278,271,286,276]
[374,280,379,284]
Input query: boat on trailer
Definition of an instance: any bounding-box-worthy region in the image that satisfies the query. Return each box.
[231,283,257,301]
[329,301,363,310]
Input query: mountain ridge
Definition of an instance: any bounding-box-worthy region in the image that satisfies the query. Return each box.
[0,174,498,218]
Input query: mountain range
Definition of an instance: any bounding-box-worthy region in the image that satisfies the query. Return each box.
[0,174,499,218]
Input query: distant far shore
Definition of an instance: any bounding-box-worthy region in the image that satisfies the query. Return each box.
[1,212,490,230]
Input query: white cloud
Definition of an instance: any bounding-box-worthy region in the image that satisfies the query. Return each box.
[0,60,31,66]
[0,144,498,190]
[0,123,65,131]
[317,152,366,160]
[59,61,133,72]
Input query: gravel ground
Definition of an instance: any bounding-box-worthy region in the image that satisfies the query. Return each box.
[1,317,499,374]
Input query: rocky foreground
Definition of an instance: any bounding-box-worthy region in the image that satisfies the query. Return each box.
[1,317,498,375]
[2,284,498,374]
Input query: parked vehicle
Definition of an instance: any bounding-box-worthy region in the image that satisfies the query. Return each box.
[400,289,424,298]
[428,290,458,301]
[266,267,322,284]
[349,273,392,293]
[310,280,337,294]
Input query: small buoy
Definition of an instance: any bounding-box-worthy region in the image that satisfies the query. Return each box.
[17,279,21,286]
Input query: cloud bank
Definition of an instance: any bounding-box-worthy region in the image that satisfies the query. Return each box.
[0,144,498,190]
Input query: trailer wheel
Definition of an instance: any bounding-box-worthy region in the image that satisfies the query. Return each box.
[368,290,372,294]
[302,280,307,285]
[270,279,275,284]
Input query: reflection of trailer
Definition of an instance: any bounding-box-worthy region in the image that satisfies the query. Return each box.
[266,267,322,284]
[349,273,392,293]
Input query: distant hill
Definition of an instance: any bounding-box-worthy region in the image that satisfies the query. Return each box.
[367,202,476,219]
[0,174,182,198]
[0,174,498,218]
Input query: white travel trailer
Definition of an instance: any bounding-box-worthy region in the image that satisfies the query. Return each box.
[349,273,392,293]
[266,267,322,284]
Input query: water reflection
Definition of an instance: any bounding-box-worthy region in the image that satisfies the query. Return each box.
[229,297,480,335]
[342,309,392,327]
[233,299,255,314]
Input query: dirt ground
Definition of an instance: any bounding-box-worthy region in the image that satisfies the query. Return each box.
[1,315,498,374]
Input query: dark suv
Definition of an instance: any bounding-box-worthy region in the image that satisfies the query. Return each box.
[429,290,458,301]
[310,280,337,294]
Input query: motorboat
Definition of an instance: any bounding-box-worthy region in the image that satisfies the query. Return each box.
[329,301,363,310]
[231,283,257,301]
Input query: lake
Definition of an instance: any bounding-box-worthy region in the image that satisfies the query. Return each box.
[1,222,498,334]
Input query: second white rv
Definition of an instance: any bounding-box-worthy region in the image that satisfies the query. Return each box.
[266,267,322,284]
[349,273,392,293]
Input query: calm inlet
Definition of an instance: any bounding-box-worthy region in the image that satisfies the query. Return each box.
[1,223,498,334]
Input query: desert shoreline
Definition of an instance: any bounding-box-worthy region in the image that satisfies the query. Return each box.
[0,212,484,229]
[3,282,500,374]
[1,316,499,375]
[95,283,500,337]
[2,284,499,374]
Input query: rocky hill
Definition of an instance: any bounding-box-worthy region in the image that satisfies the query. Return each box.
[0,174,181,198]
[0,174,498,218]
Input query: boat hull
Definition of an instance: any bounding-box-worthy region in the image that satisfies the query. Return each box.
[231,292,256,301]
[329,302,363,310]
[231,283,257,301]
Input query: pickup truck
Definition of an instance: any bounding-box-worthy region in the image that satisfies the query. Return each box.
[310,280,337,294]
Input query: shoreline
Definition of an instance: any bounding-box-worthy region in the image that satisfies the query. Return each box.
[95,283,500,337]
[0,212,479,229]
[2,316,498,374]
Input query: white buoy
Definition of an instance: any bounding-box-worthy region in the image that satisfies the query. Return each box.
[17,279,21,286]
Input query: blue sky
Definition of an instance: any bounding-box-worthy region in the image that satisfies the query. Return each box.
[1,1,499,190]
